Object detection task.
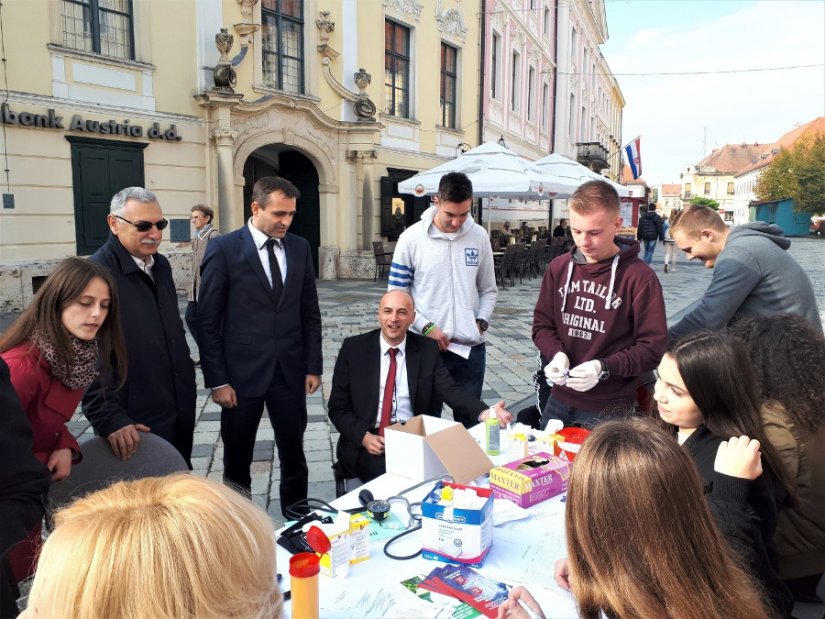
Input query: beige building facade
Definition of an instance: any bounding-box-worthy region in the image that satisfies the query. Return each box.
[0,0,482,309]
[0,0,207,309]
[200,0,481,280]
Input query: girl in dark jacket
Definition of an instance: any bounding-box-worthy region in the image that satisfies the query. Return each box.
[654,331,795,617]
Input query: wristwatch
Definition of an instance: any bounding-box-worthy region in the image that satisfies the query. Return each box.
[598,359,610,381]
[476,318,489,332]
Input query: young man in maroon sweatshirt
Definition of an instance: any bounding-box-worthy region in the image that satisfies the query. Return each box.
[532,180,667,429]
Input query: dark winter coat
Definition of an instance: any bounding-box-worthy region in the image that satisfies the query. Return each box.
[636,210,664,241]
[82,234,196,462]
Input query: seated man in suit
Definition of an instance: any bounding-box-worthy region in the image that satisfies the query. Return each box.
[328,290,512,482]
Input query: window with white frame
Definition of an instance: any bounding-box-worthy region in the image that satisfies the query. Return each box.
[440,42,457,129]
[385,20,411,118]
[544,7,550,36]
[491,32,501,99]
[541,83,549,130]
[527,66,535,120]
[511,50,520,111]
[61,0,134,60]
[261,0,304,94]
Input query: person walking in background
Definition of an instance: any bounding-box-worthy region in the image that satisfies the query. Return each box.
[552,218,571,239]
[533,180,666,429]
[388,172,497,428]
[198,176,322,514]
[668,204,822,339]
[0,257,127,591]
[730,315,825,603]
[636,202,664,265]
[185,204,220,359]
[82,187,197,466]
[662,212,678,272]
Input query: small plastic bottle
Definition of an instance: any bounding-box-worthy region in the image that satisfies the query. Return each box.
[485,407,500,456]
[289,552,320,619]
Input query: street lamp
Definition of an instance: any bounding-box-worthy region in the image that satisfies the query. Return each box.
[497,135,507,148]
[455,142,471,156]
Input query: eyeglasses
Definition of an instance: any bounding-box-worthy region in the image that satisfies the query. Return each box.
[115,215,169,232]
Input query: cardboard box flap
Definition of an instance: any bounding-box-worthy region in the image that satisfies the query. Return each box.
[426,424,493,484]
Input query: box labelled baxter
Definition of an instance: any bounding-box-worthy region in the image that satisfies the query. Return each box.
[489,452,570,508]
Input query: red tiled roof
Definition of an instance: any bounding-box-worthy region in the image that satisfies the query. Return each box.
[661,183,681,196]
[735,116,825,176]
[696,143,765,175]
[621,164,647,184]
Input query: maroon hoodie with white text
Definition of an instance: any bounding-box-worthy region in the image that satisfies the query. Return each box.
[532,237,666,412]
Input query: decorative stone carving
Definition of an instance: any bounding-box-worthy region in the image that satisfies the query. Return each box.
[435,0,468,42]
[316,11,335,44]
[237,0,259,23]
[212,29,237,92]
[210,128,238,146]
[383,0,423,20]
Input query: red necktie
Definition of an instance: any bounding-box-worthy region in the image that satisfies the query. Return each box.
[379,348,398,436]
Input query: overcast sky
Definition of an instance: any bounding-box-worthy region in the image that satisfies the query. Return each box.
[600,0,825,186]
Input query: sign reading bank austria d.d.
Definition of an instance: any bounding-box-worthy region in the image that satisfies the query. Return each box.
[1,103,182,141]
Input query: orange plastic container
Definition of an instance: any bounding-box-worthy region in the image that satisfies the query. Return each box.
[553,427,591,462]
[289,552,320,619]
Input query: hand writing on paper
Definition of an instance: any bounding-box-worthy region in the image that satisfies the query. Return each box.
[554,557,572,591]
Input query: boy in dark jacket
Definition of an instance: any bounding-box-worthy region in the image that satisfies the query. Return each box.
[636,202,664,265]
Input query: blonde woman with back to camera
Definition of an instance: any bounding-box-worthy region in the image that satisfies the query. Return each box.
[23,474,282,619]
[498,418,770,619]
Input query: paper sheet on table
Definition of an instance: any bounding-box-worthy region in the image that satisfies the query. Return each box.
[320,587,446,618]
[447,342,471,359]
[492,498,531,526]
[484,525,568,590]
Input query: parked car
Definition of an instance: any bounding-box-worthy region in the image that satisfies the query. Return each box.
[810,219,824,236]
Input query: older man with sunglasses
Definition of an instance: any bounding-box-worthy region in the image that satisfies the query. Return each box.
[82,187,197,466]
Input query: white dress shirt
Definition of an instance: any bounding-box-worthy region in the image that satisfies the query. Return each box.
[131,254,155,282]
[247,219,287,286]
[376,335,413,427]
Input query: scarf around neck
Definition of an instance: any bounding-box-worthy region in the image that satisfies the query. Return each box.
[31,331,100,392]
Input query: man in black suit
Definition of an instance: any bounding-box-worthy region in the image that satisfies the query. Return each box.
[83,187,196,466]
[198,176,322,513]
[328,290,511,482]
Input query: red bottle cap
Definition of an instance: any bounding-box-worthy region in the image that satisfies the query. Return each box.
[289,552,320,578]
[305,526,332,555]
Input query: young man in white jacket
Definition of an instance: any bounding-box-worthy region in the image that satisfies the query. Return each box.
[387,172,498,427]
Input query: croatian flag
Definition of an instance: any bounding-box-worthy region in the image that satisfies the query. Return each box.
[625,137,642,179]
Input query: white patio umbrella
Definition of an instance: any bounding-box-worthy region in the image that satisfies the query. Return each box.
[534,153,630,197]
[398,142,579,200]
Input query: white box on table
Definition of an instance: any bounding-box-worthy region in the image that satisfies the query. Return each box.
[384,415,493,484]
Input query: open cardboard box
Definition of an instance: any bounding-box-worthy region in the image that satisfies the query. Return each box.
[384,416,493,484]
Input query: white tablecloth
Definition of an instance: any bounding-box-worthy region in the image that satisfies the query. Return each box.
[277,425,579,618]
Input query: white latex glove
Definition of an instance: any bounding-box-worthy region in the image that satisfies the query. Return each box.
[566,360,602,392]
[544,352,570,386]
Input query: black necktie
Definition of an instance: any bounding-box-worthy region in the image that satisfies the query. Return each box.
[265,238,284,304]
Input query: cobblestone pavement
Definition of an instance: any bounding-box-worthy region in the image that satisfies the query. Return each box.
[6,238,823,525]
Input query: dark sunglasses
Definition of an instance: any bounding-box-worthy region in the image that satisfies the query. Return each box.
[115,215,169,232]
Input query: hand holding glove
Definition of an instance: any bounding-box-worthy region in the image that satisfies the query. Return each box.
[544,352,570,386]
[566,360,602,392]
